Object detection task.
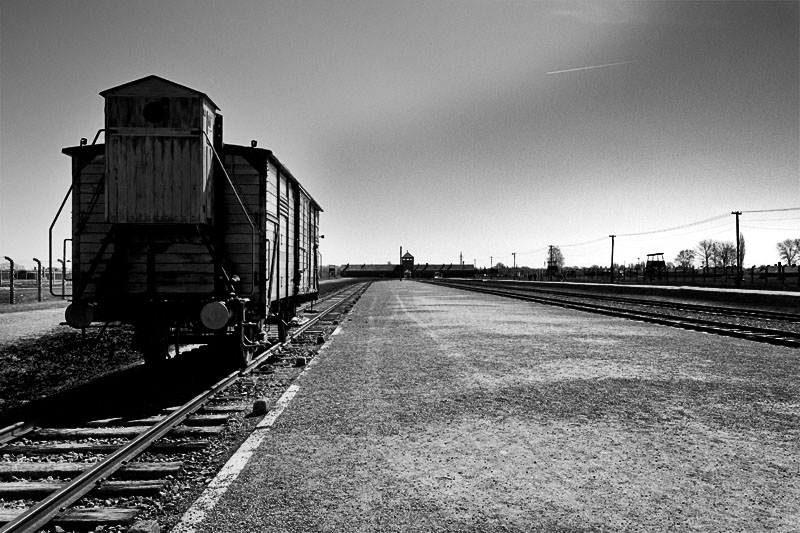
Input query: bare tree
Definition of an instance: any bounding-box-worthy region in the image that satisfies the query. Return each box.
[551,246,565,269]
[696,239,715,269]
[714,241,737,268]
[776,238,800,265]
[675,249,695,268]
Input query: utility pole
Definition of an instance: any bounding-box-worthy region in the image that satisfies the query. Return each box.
[609,235,616,284]
[512,252,516,279]
[732,211,742,287]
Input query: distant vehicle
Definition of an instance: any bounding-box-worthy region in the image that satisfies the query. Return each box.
[433,272,442,279]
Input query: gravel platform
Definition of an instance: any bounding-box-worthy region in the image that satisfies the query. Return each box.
[185,280,799,532]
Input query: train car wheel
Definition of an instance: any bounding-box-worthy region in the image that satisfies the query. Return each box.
[234,322,260,367]
[142,341,170,367]
[212,323,259,368]
[134,320,170,367]
[236,342,256,367]
[277,318,287,343]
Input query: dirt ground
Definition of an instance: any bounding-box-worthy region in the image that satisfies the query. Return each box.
[0,300,142,413]
[0,305,69,345]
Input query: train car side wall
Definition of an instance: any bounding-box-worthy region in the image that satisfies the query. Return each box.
[296,191,318,297]
[222,147,321,320]
[220,149,267,315]
[265,159,280,305]
[66,145,216,322]
[69,146,110,303]
[286,173,296,302]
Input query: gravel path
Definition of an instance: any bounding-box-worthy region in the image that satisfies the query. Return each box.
[187,280,799,532]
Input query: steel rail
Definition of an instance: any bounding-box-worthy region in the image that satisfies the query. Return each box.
[0,421,36,446]
[0,281,371,533]
[451,280,800,323]
[430,280,800,349]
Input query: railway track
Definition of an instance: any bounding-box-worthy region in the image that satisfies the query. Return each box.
[0,281,371,532]
[455,280,800,323]
[429,279,800,349]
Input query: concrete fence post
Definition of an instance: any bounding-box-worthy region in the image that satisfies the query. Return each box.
[33,257,42,302]
[3,256,14,304]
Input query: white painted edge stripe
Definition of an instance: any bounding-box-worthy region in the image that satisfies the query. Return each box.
[171,330,343,532]
[171,383,300,532]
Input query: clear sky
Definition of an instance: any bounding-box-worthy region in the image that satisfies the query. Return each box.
[1,0,798,271]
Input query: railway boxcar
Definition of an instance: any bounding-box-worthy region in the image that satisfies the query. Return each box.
[54,75,322,366]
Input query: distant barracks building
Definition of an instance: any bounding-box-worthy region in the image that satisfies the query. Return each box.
[340,251,477,279]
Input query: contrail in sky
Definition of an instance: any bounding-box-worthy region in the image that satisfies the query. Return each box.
[547,60,637,75]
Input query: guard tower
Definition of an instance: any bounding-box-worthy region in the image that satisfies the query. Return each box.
[402,251,415,279]
[645,253,666,281]
[545,245,559,280]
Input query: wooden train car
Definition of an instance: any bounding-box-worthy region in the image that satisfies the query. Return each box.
[55,75,322,366]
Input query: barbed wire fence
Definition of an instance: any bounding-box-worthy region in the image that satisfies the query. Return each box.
[0,257,71,304]
[485,207,800,270]
[480,208,800,289]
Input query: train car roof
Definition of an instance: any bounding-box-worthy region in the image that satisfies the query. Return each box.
[61,142,322,213]
[99,75,220,110]
[224,144,323,212]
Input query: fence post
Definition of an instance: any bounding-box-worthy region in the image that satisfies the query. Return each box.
[33,257,42,302]
[3,256,14,304]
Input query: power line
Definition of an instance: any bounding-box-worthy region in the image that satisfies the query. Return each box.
[517,246,550,256]
[626,223,734,242]
[742,207,800,214]
[484,208,798,266]
[616,213,730,237]
[558,237,608,248]
[743,225,800,231]
[742,217,800,223]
